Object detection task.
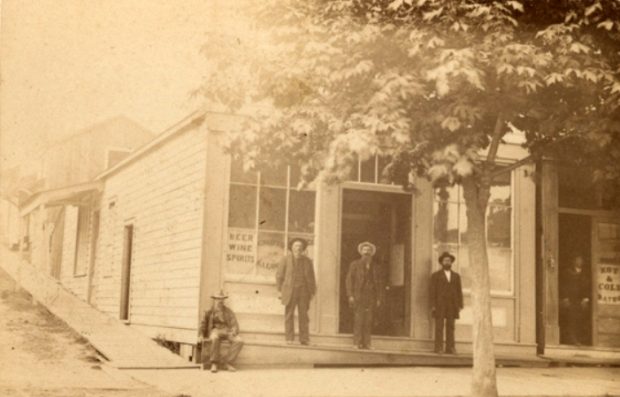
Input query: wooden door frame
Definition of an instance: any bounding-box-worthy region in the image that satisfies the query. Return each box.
[119,223,134,321]
[338,186,414,337]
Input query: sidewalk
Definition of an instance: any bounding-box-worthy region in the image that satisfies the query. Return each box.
[126,366,620,397]
[0,245,196,369]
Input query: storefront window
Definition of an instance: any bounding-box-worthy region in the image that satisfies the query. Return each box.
[433,171,513,293]
[347,155,396,185]
[226,158,316,282]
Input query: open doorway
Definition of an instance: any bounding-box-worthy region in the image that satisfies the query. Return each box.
[558,213,592,346]
[338,189,412,337]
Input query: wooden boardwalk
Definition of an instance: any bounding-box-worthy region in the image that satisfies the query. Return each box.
[0,246,198,369]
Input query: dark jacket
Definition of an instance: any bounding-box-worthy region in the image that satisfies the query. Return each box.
[561,269,589,304]
[429,270,463,319]
[200,305,239,337]
[276,254,316,306]
[346,259,384,304]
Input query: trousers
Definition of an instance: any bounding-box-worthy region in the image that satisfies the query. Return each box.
[208,328,244,364]
[353,303,374,347]
[434,317,455,352]
[285,287,310,342]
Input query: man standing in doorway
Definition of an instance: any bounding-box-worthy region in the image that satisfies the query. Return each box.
[276,238,316,345]
[200,291,244,373]
[346,241,384,349]
[560,255,590,345]
[430,251,463,354]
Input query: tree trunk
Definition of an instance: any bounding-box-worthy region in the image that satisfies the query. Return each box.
[462,176,498,397]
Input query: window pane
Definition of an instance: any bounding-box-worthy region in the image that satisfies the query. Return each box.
[488,245,512,291]
[360,157,376,183]
[230,157,257,184]
[490,171,511,206]
[258,187,286,231]
[433,202,459,243]
[228,185,257,228]
[289,190,316,233]
[487,205,511,248]
[257,232,285,277]
[260,164,287,187]
[378,155,392,184]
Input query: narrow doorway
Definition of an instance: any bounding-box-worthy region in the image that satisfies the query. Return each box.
[339,189,412,337]
[120,224,134,321]
[558,213,592,346]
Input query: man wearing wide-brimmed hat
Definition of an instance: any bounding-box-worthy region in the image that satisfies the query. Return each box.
[276,237,316,345]
[199,290,244,372]
[345,241,384,349]
[429,251,463,354]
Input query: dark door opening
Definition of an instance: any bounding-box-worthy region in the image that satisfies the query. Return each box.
[339,189,412,337]
[120,224,134,321]
[558,213,592,346]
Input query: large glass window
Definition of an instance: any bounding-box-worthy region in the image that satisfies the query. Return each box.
[432,171,513,294]
[226,158,316,282]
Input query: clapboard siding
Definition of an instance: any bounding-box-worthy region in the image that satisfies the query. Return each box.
[91,122,207,343]
[59,205,90,299]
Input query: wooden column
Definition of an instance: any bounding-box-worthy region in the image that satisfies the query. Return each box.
[412,178,433,340]
[540,160,560,345]
[516,164,537,344]
[316,183,341,334]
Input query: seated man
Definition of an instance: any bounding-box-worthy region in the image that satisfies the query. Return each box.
[200,290,244,373]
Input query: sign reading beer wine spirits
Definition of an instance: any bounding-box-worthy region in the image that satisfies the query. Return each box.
[225,229,256,275]
[598,264,620,305]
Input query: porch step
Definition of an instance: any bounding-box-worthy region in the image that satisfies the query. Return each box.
[236,340,550,368]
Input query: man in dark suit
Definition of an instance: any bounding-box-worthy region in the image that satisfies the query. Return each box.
[346,241,384,349]
[429,251,463,354]
[199,291,244,373]
[560,255,590,345]
[276,238,316,345]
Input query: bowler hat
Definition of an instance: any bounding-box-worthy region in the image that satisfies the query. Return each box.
[211,290,228,300]
[438,251,456,263]
[357,241,377,256]
[288,237,308,251]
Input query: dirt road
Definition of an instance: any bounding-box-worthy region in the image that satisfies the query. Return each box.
[0,267,173,397]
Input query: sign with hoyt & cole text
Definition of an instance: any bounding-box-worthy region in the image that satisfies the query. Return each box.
[598,264,620,305]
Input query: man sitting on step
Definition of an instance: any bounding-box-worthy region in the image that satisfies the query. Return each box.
[200,290,244,373]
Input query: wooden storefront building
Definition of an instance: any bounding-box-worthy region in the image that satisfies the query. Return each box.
[19,111,620,364]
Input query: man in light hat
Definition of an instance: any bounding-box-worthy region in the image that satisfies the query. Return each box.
[199,290,244,372]
[276,237,316,345]
[346,241,384,349]
[429,251,463,354]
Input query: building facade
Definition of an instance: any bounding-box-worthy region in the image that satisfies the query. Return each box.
[18,110,620,363]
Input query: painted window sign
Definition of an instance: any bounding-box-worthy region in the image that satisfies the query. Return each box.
[225,230,256,275]
[598,264,620,305]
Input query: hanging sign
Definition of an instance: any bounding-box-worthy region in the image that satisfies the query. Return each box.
[598,264,620,305]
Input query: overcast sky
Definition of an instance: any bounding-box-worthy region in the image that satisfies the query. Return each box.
[1,0,242,174]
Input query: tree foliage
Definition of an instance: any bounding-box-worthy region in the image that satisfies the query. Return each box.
[199,0,620,188]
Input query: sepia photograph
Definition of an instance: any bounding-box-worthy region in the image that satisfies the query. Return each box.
[1,1,619,396]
